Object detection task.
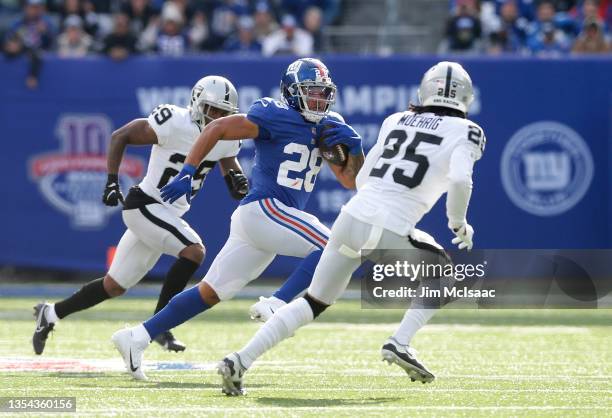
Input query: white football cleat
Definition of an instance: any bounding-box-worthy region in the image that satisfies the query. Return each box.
[217,352,247,396]
[249,296,286,322]
[111,328,149,381]
[381,337,435,383]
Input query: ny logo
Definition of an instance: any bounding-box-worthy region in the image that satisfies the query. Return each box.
[523,152,571,191]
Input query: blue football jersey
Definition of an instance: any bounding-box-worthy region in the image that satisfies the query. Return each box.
[241,97,344,210]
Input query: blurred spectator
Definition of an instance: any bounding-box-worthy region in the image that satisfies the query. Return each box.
[103,13,138,60]
[188,10,209,50]
[223,15,261,53]
[576,0,608,32]
[252,1,278,41]
[262,14,313,56]
[206,0,248,50]
[58,0,100,37]
[526,1,572,47]
[527,1,558,33]
[572,17,611,52]
[527,21,569,55]
[121,0,159,33]
[478,0,536,20]
[281,0,340,25]
[441,0,483,53]
[155,2,188,55]
[2,0,54,88]
[303,6,323,52]
[57,14,93,57]
[6,0,55,52]
[2,31,42,89]
[488,0,529,53]
[165,0,195,20]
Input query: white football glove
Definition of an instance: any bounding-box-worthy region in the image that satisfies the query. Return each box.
[450,222,474,251]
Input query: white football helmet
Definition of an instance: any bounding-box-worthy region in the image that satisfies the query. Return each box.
[189,76,239,127]
[418,61,474,114]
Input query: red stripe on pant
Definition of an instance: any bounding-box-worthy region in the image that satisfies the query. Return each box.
[263,199,327,247]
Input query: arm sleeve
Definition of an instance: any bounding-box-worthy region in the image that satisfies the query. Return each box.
[446,143,477,228]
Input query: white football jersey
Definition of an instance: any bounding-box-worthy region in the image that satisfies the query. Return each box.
[138,104,240,217]
[344,111,485,236]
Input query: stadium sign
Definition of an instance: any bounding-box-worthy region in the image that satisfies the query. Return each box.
[29,114,145,229]
[135,85,482,118]
[501,121,594,216]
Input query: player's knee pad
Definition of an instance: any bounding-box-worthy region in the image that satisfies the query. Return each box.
[303,293,329,318]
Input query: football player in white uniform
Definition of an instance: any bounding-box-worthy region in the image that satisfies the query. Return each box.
[32,76,249,354]
[217,61,486,394]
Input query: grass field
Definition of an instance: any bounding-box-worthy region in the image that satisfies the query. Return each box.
[1,296,612,417]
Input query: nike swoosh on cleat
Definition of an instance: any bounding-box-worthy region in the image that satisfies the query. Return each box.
[129,350,138,372]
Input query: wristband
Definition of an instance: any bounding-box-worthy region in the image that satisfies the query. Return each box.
[182,163,197,176]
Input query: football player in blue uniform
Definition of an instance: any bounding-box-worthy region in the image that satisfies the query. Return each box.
[111,58,364,382]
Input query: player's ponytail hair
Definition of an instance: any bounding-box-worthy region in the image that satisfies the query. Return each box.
[408,103,466,119]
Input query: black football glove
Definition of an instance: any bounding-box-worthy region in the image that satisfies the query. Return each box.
[102,173,124,206]
[224,169,249,200]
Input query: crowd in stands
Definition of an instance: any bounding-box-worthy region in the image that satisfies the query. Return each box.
[1,0,609,87]
[442,0,611,55]
[1,0,339,60]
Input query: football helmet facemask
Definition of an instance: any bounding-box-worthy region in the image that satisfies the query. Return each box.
[190,76,239,127]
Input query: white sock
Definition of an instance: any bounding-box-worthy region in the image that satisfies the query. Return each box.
[238,298,314,369]
[132,324,152,344]
[392,308,437,346]
[45,304,60,324]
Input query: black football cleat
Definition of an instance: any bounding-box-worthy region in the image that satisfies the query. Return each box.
[154,331,186,352]
[32,302,55,355]
[217,353,247,396]
[381,337,435,383]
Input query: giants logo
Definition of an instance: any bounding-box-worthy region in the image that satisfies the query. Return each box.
[501,121,594,216]
[29,115,145,229]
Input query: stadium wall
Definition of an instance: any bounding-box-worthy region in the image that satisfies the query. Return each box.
[1,55,610,278]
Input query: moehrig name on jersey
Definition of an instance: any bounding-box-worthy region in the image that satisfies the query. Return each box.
[398,113,443,131]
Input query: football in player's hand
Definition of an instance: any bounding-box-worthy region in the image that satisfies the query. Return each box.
[317,125,349,167]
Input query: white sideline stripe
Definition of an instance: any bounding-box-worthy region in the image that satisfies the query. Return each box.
[2,387,611,394]
[3,357,612,379]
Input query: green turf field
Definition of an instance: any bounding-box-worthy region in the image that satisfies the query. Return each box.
[1,297,611,417]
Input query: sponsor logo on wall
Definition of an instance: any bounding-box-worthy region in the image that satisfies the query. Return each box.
[501,121,594,216]
[29,115,145,229]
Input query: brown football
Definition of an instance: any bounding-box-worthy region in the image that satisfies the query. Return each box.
[317,126,349,166]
